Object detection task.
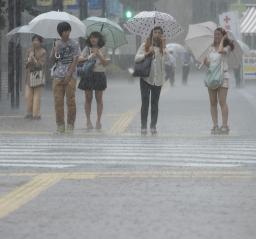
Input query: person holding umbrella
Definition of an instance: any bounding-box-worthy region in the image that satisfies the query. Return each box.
[25,35,46,120]
[135,26,170,135]
[78,31,110,130]
[203,27,234,135]
[50,22,81,134]
[125,11,183,135]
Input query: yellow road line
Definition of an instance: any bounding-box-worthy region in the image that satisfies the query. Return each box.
[0,171,254,179]
[109,108,139,135]
[0,170,254,219]
[0,174,62,219]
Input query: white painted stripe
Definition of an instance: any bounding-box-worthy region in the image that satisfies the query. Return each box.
[0,164,73,168]
[0,142,256,150]
[0,158,254,165]
[0,161,240,168]
[0,152,255,160]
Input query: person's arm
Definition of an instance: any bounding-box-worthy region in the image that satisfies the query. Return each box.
[94,48,110,66]
[135,43,154,63]
[65,42,81,80]
[78,47,90,63]
[33,50,46,71]
[203,57,210,68]
[218,35,231,55]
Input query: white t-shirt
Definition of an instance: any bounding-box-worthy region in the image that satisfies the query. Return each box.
[207,46,231,79]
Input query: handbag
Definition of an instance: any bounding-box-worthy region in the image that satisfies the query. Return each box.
[78,58,96,90]
[77,58,96,78]
[30,70,45,87]
[133,56,153,78]
[205,61,224,90]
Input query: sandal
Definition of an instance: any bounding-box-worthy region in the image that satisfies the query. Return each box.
[219,126,230,135]
[211,125,219,135]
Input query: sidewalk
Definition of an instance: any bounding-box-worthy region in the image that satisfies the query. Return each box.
[0,77,140,135]
[1,72,256,137]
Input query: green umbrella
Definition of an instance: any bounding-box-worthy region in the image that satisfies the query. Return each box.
[83,17,128,49]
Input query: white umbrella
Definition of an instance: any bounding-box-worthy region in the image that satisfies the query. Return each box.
[6,25,34,48]
[166,43,186,53]
[124,11,183,40]
[237,40,250,56]
[185,21,217,63]
[185,22,243,69]
[7,25,32,37]
[28,11,86,39]
[226,31,243,69]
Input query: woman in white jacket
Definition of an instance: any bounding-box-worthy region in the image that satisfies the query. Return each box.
[135,26,170,135]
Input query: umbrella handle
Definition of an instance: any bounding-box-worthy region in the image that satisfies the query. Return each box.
[101,23,104,32]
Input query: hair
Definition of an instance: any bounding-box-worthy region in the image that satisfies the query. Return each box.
[32,34,43,43]
[145,26,164,55]
[86,31,106,48]
[214,27,234,51]
[57,22,72,36]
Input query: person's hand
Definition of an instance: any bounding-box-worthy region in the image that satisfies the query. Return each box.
[221,34,228,41]
[204,57,210,67]
[146,46,154,56]
[161,37,167,48]
[64,73,72,83]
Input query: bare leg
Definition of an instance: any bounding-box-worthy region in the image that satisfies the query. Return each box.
[85,90,93,129]
[95,90,103,129]
[208,88,218,127]
[218,87,229,127]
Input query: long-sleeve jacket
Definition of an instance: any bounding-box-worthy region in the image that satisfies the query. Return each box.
[135,42,170,86]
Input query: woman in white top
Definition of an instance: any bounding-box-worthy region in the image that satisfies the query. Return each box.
[78,32,110,130]
[135,26,170,135]
[204,27,234,135]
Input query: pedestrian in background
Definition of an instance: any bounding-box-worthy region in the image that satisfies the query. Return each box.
[25,35,46,120]
[165,50,176,86]
[50,22,81,134]
[135,26,170,135]
[204,27,234,135]
[181,50,193,85]
[78,31,110,130]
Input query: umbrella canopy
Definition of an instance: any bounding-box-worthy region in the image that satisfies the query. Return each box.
[226,32,243,69]
[28,11,86,39]
[237,40,250,56]
[6,25,35,48]
[166,43,186,53]
[83,17,127,49]
[124,11,183,40]
[7,25,32,37]
[185,21,217,63]
[185,22,243,69]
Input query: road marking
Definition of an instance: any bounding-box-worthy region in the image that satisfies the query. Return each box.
[0,171,255,180]
[0,136,256,169]
[0,174,62,219]
[109,108,139,135]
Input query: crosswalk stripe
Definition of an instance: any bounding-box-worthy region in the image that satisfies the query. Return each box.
[0,136,255,169]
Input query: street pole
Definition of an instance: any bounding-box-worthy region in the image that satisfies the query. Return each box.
[102,0,106,17]
[8,0,15,108]
[53,0,63,11]
[79,0,88,20]
[15,0,22,108]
